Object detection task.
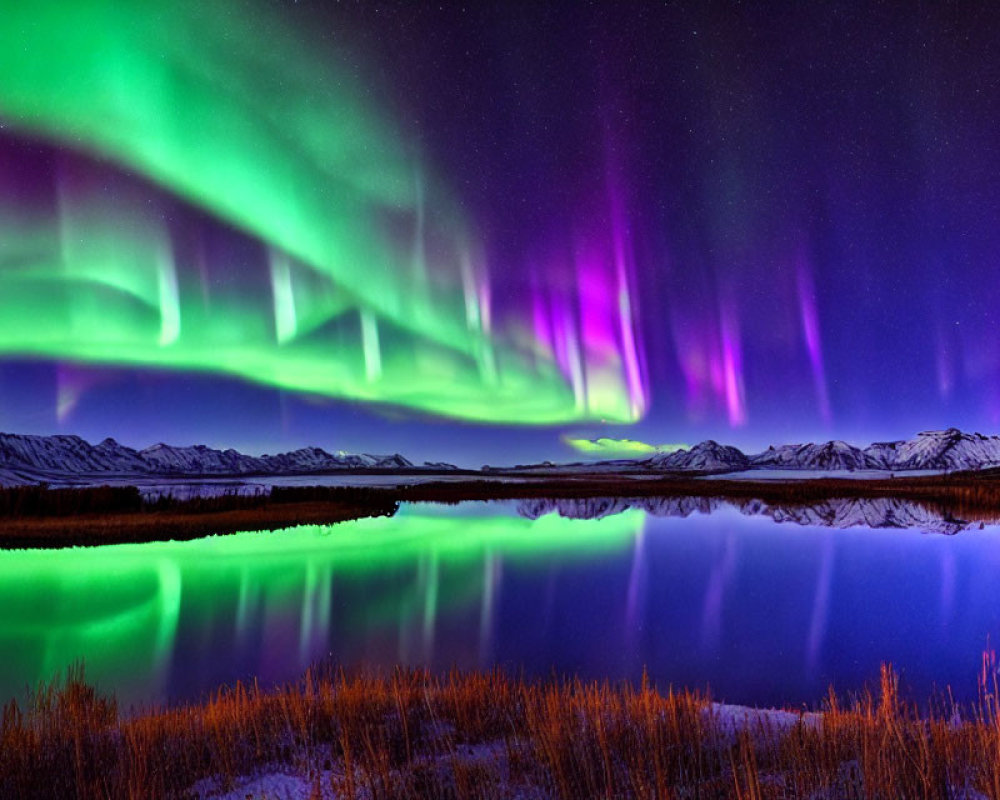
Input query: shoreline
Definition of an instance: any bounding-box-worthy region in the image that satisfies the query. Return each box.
[2,470,1000,547]
[0,485,398,547]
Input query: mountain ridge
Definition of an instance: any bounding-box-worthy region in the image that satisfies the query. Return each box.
[0,432,415,480]
[639,427,1000,474]
[1,427,1000,484]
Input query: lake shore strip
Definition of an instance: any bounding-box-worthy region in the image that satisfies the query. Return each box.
[2,470,1000,547]
[0,664,993,799]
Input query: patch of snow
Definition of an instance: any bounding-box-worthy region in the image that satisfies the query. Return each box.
[710,702,821,737]
[186,702,841,800]
[191,771,335,799]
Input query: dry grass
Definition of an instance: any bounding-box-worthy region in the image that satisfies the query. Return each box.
[4,664,1000,798]
[0,500,398,548]
[0,483,399,547]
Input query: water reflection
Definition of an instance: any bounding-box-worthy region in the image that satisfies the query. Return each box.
[1,499,999,710]
[0,504,640,706]
[518,495,984,535]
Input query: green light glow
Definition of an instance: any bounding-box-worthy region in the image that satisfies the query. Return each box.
[0,506,642,704]
[563,436,690,457]
[0,0,640,423]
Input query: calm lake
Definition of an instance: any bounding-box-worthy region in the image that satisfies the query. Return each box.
[2,497,999,710]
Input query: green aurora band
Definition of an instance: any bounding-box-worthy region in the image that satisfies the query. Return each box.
[563,436,690,457]
[0,506,643,704]
[0,0,642,424]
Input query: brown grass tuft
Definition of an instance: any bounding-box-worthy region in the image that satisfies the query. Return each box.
[2,663,999,798]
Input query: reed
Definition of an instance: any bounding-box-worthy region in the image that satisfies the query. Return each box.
[3,663,1000,798]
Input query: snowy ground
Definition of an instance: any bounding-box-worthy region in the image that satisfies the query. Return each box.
[187,703,825,800]
[189,740,528,800]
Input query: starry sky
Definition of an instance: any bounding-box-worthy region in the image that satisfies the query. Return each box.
[0,1,999,466]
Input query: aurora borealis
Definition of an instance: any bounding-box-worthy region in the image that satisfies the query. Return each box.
[1,2,1000,462]
[0,0,633,427]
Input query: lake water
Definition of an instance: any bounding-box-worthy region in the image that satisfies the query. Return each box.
[2,497,1000,710]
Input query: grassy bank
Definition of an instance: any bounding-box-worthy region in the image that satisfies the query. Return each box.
[2,665,1000,799]
[0,485,398,548]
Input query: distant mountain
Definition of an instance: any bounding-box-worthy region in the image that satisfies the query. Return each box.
[0,432,414,481]
[645,440,750,472]
[0,434,133,474]
[862,441,901,468]
[559,428,1000,475]
[751,440,875,471]
[865,428,1000,471]
[747,429,1000,473]
[4,427,1000,486]
[140,443,261,475]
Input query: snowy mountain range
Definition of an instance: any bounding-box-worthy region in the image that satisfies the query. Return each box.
[0,432,414,482]
[644,428,1000,474]
[1,427,999,485]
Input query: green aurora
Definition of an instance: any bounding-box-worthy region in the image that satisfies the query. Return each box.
[0,0,641,424]
[563,436,690,457]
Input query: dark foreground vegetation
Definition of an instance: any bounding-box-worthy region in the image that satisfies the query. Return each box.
[5,468,1000,547]
[3,664,1000,799]
[0,485,398,548]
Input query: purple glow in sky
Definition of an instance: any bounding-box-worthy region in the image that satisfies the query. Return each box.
[1,2,1000,465]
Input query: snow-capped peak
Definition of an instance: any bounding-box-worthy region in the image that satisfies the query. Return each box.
[751,440,874,470]
[646,440,750,472]
[887,428,1000,471]
[747,429,1000,472]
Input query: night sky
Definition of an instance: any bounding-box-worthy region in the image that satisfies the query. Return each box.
[1,1,999,465]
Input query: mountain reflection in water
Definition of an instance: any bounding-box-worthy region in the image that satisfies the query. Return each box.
[518,495,987,535]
